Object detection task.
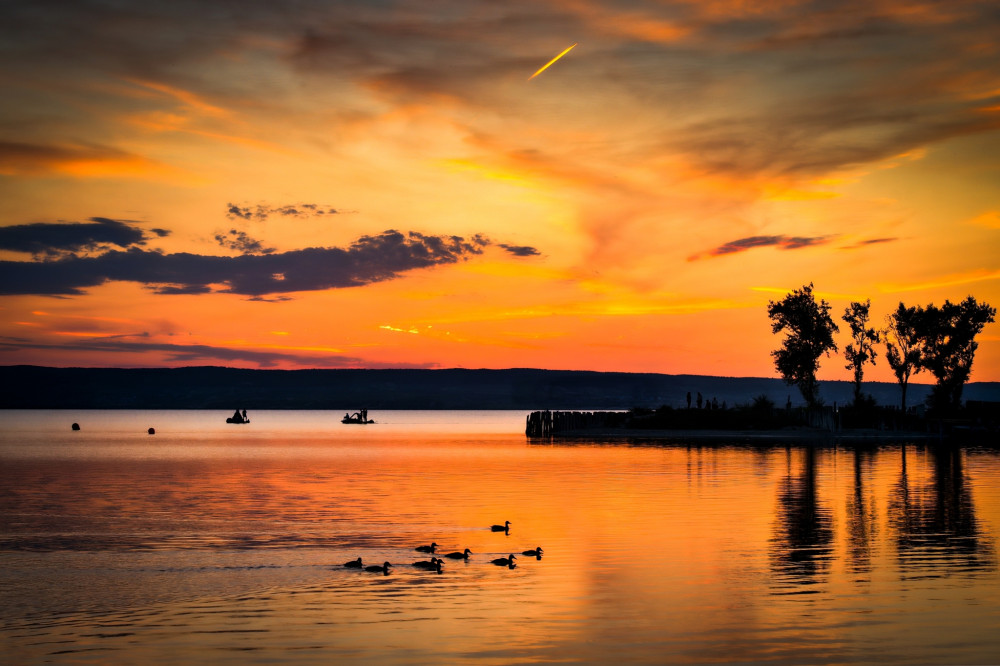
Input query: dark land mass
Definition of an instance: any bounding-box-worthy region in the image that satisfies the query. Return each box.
[1,365,999,410]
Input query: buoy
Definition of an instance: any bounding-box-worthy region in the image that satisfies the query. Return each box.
[71,423,80,431]
[147,427,155,435]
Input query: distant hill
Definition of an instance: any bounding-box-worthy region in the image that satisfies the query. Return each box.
[1,365,998,410]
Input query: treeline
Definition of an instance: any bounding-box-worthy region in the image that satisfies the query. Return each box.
[767,284,995,415]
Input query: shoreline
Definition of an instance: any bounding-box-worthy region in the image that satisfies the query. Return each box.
[530,427,953,442]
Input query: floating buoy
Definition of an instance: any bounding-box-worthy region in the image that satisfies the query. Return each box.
[71,423,80,431]
[147,427,155,435]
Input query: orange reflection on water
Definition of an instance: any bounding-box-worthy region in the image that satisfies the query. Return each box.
[2,417,999,663]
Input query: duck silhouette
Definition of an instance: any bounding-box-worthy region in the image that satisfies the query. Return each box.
[412,557,443,572]
[491,520,511,533]
[443,548,473,560]
[344,557,363,568]
[491,554,517,567]
[365,561,392,574]
[414,542,438,553]
[521,547,543,557]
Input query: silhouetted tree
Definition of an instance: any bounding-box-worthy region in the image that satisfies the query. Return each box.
[884,303,923,412]
[843,299,880,406]
[767,283,839,408]
[915,296,995,413]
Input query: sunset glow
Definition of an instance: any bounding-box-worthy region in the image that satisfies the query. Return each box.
[1,1,998,382]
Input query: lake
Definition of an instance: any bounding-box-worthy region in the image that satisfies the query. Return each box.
[2,410,999,664]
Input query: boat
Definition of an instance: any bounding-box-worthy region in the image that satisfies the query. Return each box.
[226,410,250,424]
[342,411,374,424]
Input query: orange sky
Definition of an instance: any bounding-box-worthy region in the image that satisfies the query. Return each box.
[1,0,998,383]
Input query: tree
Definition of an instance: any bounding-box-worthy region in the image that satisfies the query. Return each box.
[883,303,922,412]
[915,296,996,413]
[842,299,880,406]
[767,283,839,408]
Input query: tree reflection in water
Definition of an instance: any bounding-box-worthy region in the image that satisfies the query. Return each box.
[769,447,834,592]
[887,445,997,577]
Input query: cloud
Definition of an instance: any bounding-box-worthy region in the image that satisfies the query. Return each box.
[841,237,900,250]
[969,211,1000,229]
[689,234,835,261]
[226,202,344,222]
[0,217,167,258]
[214,229,275,255]
[0,229,533,296]
[499,243,541,257]
[0,337,432,369]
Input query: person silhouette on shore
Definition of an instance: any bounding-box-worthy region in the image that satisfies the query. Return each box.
[697,392,703,409]
[686,392,692,409]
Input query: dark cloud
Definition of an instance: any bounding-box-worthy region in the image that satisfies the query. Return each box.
[214,229,275,255]
[0,337,431,369]
[0,217,166,258]
[0,230,509,296]
[226,202,344,221]
[499,244,541,257]
[689,234,835,261]
[227,203,253,220]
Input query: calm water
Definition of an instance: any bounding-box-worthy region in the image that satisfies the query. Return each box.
[2,410,999,664]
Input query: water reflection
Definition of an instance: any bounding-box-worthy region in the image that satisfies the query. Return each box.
[887,445,997,576]
[845,447,877,576]
[769,447,834,592]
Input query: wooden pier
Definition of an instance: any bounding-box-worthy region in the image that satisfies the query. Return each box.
[525,410,627,437]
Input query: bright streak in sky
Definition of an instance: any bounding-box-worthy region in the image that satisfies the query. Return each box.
[529,43,578,80]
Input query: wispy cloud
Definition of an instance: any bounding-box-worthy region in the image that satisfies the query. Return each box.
[840,237,900,250]
[0,337,433,369]
[226,202,344,222]
[688,234,835,261]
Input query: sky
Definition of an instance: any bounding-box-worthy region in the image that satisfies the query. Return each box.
[1,0,998,382]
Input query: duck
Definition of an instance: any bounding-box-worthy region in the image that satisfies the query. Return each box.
[344,557,364,568]
[491,520,511,533]
[491,554,517,567]
[443,548,473,560]
[365,561,392,574]
[412,557,443,572]
[415,542,438,553]
[521,547,544,557]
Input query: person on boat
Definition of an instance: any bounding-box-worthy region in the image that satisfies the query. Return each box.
[242,409,248,422]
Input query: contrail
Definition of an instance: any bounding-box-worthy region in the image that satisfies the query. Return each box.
[529,43,578,80]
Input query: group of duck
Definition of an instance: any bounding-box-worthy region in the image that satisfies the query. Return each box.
[340,520,543,575]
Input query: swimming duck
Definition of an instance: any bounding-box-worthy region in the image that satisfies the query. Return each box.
[444,548,473,560]
[344,557,363,568]
[415,542,438,553]
[412,557,443,572]
[491,554,517,567]
[521,547,544,557]
[365,561,392,574]
[491,520,511,533]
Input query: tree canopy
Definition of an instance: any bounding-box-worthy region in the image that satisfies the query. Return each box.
[767,283,839,408]
[883,303,923,412]
[843,299,880,406]
[915,296,995,413]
